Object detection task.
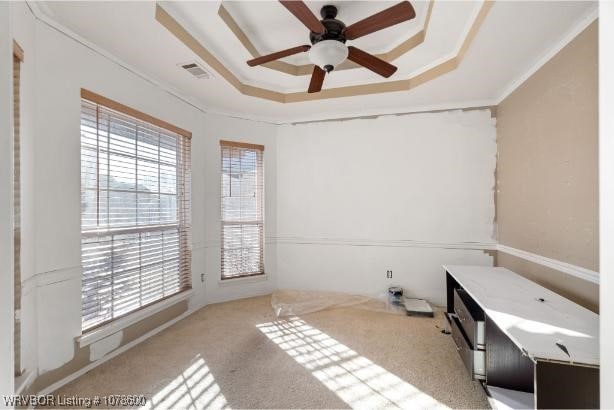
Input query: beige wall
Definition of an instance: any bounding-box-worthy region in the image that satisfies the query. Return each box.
[496,21,599,311]
[497,252,598,312]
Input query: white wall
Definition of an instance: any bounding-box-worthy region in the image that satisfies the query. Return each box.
[10,3,277,382]
[0,1,15,400]
[276,110,497,305]
[32,18,202,373]
[7,0,505,395]
[600,3,614,406]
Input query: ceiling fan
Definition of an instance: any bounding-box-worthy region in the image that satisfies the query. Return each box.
[246,1,416,93]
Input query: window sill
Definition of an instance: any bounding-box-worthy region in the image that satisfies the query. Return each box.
[218,274,267,287]
[77,289,194,348]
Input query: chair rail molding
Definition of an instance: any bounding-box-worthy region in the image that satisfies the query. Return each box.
[497,244,599,284]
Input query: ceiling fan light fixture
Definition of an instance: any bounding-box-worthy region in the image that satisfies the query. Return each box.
[248,1,415,93]
[309,40,348,73]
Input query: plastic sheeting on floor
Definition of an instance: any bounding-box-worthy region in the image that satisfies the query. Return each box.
[271,289,407,317]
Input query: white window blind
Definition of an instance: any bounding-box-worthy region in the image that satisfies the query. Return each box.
[220,141,264,279]
[80,94,191,331]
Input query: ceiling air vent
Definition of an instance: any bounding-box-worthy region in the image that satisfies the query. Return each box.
[179,62,212,79]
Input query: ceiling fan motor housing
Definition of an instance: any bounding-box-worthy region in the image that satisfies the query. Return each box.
[308,5,349,72]
[309,5,346,45]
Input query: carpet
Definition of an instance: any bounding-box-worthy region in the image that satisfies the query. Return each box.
[52,295,490,409]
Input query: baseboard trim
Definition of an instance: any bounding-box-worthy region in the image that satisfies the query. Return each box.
[37,307,200,396]
[497,244,599,284]
[15,369,36,395]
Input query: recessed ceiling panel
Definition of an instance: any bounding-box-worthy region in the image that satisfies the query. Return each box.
[163,0,484,92]
[222,1,430,65]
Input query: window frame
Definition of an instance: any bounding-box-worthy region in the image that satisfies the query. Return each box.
[79,89,192,333]
[220,140,265,280]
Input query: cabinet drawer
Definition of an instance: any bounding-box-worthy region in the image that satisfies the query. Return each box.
[454,288,485,349]
[450,314,485,380]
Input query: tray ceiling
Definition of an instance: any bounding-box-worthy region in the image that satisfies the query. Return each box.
[158,0,487,94]
[38,1,597,122]
[218,1,433,72]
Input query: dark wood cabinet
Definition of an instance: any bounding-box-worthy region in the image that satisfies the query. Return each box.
[444,265,599,409]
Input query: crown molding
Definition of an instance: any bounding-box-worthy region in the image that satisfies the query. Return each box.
[21,1,599,125]
[494,5,598,105]
[24,1,284,125]
[13,2,503,126]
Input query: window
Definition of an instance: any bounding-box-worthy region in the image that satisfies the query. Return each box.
[220,140,264,279]
[13,40,24,377]
[80,89,192,331]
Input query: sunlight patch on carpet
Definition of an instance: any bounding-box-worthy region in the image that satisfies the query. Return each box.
[142,355,228,410]
[257,317,448,409]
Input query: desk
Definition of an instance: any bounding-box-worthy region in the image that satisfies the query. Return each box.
[444,265,599,409]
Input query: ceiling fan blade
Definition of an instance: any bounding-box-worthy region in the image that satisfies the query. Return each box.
[344,1,416,40]
[347,46,398,78]
[308,65,326,93]
[247,45,311,67]
[279,1,326,34]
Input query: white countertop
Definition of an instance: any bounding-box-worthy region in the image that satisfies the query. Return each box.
[444,265,599,366]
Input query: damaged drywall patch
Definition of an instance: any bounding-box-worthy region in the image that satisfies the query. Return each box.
[277,109,497,244]
[289,105,497,126]
[27,301,190,394]
[36,268,82,373]
[484,249,498,265]
[89,332,122,361]
[276,108,497,303]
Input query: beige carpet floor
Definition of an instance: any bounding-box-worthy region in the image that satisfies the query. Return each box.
[54,295,490,409]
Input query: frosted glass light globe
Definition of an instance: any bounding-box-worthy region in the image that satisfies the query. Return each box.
[309,40,349,72]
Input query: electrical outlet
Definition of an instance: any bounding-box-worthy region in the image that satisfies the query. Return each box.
[386,270,393,279]
[201,273,205,283]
